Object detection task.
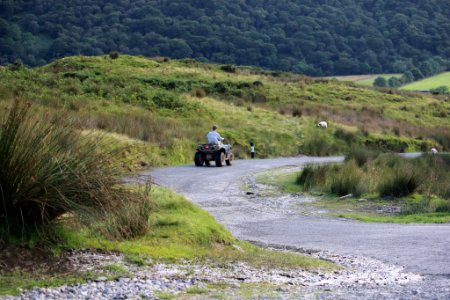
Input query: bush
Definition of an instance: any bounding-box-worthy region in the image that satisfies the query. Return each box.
[220,65,236,73]
[345,147,380,167]
[0,100,150,240]
[329,161,366,197]
[192,88,206,98]
[292,107,302,117]
[109,51,120,59]
[296,164,329,191]
[430,86,449,95]
[334,128,357,144]
[378,162,423,197]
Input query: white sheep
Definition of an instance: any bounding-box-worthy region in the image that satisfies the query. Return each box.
[431,148,438,154]
[317,121,328,128]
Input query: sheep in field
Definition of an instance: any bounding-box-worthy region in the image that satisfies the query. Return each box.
[317,121,328,128]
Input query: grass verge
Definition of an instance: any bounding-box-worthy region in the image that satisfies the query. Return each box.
[255,156,450,223]
[0,186,334,296]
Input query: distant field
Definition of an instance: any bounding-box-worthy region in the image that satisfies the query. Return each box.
[401,72,450,91]
[328,74,401,86]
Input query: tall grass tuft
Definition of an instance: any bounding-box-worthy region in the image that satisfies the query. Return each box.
[328,160,367,197]
[296,164,328,191]
[345,147,380,167]
[377,160,423,198]
[0,100,150,240]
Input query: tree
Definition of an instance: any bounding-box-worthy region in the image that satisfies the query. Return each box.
[373,76,387,87]
[388,77,401,88]
[410,68,424,80]
[401,71,414,83]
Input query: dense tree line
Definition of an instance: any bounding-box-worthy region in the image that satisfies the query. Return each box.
[0,0,449,75]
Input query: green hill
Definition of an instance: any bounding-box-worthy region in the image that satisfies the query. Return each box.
[1,55,449,171]
[329,74,401,87]
[401,72,450,91]
[1,0,449,76]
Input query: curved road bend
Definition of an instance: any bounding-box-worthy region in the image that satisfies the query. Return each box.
[143,156,450,276]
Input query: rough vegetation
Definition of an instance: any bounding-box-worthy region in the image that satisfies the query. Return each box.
[1,55,449,166]
[296,151,450,216]
[0,100,151,241]
[1,1,449,76]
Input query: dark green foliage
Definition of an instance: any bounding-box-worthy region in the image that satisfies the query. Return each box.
[378,164,423,197]
[109,51,120,60]
[0,100,151,240]
[220,65,236,73]
[296,165,328,191]
[345,147,380,167]
[430,86,449,95]
[388,77,401,88]
[373,77,387,87]
[329,161,366,197]
[296,153,450,214]
[334,128,357,145]
[1,1,449,76]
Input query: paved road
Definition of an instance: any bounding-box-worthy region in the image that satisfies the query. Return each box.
[145,156,450,276]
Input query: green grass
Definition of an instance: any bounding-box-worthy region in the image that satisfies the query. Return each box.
[402,72,450,91]
[256,156,450,224]
[329,74,401,86]
[60,186,334,269]
[0,272,99,296]
[0,186,334,296]
[334,212,450,224]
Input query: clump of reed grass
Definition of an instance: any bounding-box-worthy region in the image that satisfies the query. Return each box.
[0,100,151,241]
[296,164,328,191]
[345,147,380,167]
[328,160,367,197]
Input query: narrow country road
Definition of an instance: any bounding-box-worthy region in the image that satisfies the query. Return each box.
[146,156,450,277]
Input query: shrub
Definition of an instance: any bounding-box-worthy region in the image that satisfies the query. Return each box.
[253,80,263,87]
[252,93,267,103]
[329,161,366,197]
[192,88,206,98]
[334,128,357,144]
[296,164,328,191]
[345,147,380,167]
[430,86,449,95]
[292,107,302,117]
[220,65,236,73]
[109,51,120,59]
[377,162,423,197]
[0,100,150,240]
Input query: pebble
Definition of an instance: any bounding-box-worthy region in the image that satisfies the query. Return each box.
[1,249,449,299]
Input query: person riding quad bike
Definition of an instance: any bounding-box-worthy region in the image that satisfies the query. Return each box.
[194,125,233,167]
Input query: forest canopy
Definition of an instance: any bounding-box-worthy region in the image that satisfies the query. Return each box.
[0,0,449,75]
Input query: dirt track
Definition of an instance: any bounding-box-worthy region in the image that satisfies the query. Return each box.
[147,156,450,277]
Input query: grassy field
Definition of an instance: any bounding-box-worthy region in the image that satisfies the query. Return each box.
[401,72,450,91]
[1,55,449,162]
[328,74,401,86]
[0,55,449,295]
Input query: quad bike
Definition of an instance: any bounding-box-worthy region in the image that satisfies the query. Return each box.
[194,143,233,167]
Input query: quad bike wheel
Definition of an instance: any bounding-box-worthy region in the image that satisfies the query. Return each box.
[215,151,225,167]
[194,152,204,166]
[226,153,233,166]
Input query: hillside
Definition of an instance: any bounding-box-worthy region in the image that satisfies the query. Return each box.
[1,55,449,171]
[1,0,449,76]
[401,72,450,91]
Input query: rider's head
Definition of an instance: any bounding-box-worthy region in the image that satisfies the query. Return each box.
[212,125,218,131]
